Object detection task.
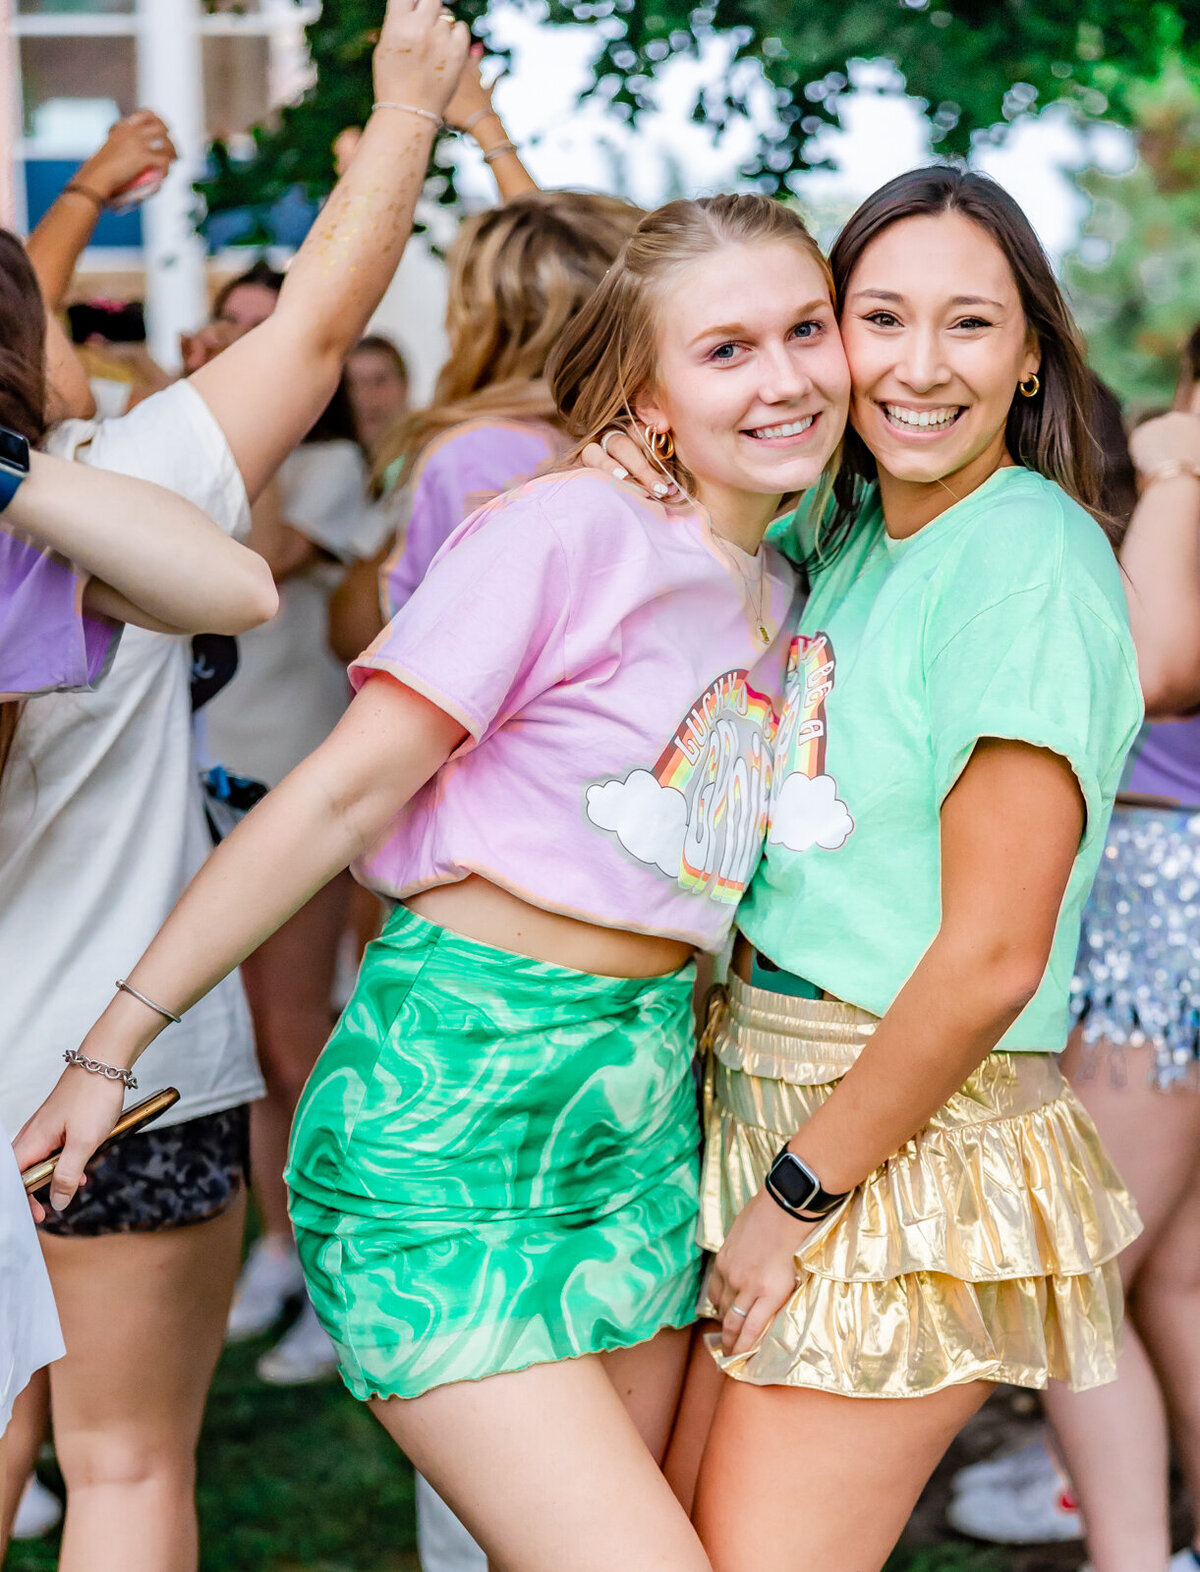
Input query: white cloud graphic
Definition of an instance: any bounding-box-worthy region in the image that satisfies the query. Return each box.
[586,770,688,878]
[769,772,854,853]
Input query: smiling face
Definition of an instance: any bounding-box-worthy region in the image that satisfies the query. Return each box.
[636,240,850,547]
[840,211,1040,498]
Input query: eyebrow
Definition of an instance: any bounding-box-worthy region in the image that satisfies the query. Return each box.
[687,299,832,347]
[850,288,1005,310]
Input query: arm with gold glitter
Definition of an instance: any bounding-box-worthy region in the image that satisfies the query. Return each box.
[188,0,469,502]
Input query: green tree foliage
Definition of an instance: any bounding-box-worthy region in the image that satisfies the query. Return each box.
[1065,64,1200,413]
[198,0,1200,228]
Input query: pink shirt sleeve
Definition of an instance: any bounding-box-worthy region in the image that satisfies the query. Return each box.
[0,531,119,700]
[353,484,570,742]
[382,423,560,617]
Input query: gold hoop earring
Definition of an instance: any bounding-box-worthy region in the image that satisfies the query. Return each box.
[1018,373,1040,398]
[644,425,675,461]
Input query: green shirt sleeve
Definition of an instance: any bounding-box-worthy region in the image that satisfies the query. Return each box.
[926,584,1141,834]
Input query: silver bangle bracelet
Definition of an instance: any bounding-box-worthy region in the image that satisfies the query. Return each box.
[481,140,518,164]
[63,1048,138,1091]
[115,978,182,1026]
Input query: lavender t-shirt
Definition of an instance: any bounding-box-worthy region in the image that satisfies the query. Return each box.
[381,418,561,617]
[0,529,119,700]
[1123,716,1200,809]
[354,469,802,952]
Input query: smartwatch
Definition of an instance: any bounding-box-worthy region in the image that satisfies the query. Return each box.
[764,1146,849,1221]
[0,427,31,514]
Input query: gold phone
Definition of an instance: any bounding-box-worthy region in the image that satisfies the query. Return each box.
[21,1087,181,1194]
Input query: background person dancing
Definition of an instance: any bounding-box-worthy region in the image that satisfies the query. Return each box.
[0,5,470,1566]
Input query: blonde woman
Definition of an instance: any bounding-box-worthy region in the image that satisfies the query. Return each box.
[19,194,850,1570]
[378,189,643,617]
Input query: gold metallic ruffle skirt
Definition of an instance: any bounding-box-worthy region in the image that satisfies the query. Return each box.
[698,976,1142,1397]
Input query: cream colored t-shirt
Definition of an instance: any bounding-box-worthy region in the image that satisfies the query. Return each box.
[0,380,264,1132]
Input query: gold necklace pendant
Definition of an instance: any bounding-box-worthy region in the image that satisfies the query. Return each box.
[758,622,771,643]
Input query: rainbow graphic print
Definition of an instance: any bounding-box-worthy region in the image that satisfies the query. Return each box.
[585,669,778,905]
[766,632,855,855]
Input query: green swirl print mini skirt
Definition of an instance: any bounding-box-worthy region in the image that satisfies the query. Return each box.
[286,905,703,1401]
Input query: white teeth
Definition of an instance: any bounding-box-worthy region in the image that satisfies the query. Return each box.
[748,415,815,439]
[884,404,960,430]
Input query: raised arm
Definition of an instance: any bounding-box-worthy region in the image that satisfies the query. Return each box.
[189,0,469,501]
[25,112,177,311]
[443,48,539,200]
[1121,403,1200,716]
[14,673,466,1213]
[4,448,277,635]
[710,737,1085,1355]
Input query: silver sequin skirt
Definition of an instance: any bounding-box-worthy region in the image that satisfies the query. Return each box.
[1070,806,1200,1090]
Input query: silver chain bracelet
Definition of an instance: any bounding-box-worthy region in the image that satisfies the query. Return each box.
[63,1048,138,1091]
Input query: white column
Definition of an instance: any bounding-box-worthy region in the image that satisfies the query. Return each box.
[136,0,208,371]
[0,0,20,230]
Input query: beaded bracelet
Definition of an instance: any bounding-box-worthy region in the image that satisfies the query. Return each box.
[372,101,443,128]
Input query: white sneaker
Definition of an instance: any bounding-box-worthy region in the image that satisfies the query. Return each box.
[10,1475,63,1540]
[946,1464,1083,1544]
[226,1237,306,1343]
[952,1432,1058,1497]
[256,1298,341,1386]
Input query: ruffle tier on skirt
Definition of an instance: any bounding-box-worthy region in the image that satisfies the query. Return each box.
[698,975,1142,1398]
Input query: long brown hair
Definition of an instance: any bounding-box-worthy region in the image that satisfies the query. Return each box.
[548,192,836,505]
[820,167,1106,560]
[0,230,51,779]
[372,191,642,491]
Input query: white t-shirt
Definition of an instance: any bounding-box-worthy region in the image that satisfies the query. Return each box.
[206,440,383,787]
[0,380,264,1132]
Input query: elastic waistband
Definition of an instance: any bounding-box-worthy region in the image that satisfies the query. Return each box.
[713,972,878,1085]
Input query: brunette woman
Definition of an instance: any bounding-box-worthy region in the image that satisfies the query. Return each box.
[589,168,1143,1572]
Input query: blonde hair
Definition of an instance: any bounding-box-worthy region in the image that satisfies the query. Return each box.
[548,193,837,505]
[372,190,643,491]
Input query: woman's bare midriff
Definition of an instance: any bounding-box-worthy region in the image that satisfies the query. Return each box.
[404,874,695,980]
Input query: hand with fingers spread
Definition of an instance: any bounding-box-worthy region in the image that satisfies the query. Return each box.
[14,1063,126,1221]
[580,425,682,501]
[708,1187,816,1359]
[372,0,471,120]
[73,110,177,206]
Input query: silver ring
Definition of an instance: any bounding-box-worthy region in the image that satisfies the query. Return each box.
[729,1305,749,1318]
[599,429,622,457]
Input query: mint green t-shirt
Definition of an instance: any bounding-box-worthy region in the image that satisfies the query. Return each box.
[740,466,1144,1051]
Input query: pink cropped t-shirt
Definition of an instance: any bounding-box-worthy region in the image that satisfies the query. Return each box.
[351,469,801,952]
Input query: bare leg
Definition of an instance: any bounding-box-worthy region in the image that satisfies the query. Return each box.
[1131,1148,1200,1555]
[1045,1035,1200,1572]
[695,1378,987,1572]
[45,1195,245,1572]
[371,1354,710,1572]
[663,1323,724,1514]
[599,1325,693,1464]
[241,875,350,1239]
[1,1366,50,1544]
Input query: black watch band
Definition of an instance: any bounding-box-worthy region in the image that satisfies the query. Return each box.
[764,1146,849,1221]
